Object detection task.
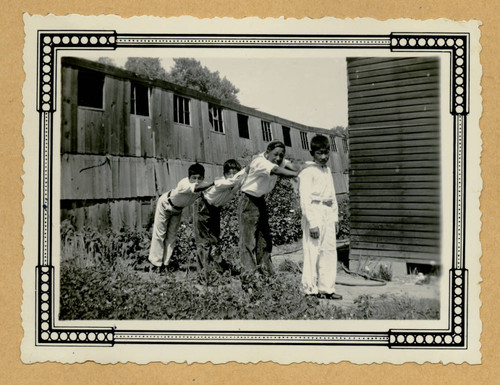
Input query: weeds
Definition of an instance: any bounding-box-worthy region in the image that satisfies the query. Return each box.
[356,258,393,282]
[59,225,440,321]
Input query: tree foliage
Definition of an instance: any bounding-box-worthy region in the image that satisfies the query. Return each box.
[330,126,347,137]
[97,57,117,67]
[165,58,240,103]
[124,57,168,80]
[123,57,240,103]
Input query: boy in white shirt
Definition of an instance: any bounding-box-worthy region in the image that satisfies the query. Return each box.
[149,163,214,273]
[194,159,247,284]
[298,135,342,300]
[238,140,300,285]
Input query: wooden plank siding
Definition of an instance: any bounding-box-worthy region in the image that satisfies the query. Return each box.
[61,57,350,230]
[347,57,441,265]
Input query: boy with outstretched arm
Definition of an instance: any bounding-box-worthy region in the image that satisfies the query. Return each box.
[149,163,214,273]
[238,140,300,287]
[193,159,247,284]
[298,135,342,300]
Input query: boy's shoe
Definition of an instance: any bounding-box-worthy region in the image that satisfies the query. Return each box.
[151,265,167,275]
[317,292,343,300]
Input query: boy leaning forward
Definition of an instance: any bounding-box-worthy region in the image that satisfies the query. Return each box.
[149,163,213,272]
[193,159,247,283]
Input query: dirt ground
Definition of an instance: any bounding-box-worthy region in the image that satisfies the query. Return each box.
[272,242,441,308]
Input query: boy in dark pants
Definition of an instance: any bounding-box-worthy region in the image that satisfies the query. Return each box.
[193,159,247,284]
[238,141,300,288]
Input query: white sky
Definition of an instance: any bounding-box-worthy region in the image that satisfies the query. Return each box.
[92,56,348,129]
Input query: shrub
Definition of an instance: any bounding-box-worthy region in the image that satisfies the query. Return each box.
[337,195,350,239]
[60,220,150,269]
[266,177,303,245]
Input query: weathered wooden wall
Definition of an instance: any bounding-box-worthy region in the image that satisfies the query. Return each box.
[61,57,349,230]
[347,57,441,266]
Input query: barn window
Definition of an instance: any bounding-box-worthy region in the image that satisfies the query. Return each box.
[131,82,150,116]
[174,95,191,125]
[331,137,338,152]
[282,126,292,147]
[237,113,250,139]
[208,104,224,133]
[261,121,272,142]
[300,131,309,150]
[342,138,349,153]
[77,70,104,109]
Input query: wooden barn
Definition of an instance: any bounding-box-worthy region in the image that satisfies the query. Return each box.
[60,57,349,231]
[346,57,441,272]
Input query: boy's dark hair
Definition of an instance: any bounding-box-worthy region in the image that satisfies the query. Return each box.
[266,140,286,152]
[188,163,205,177]
[310,135,330,154]
[223,159,242,175]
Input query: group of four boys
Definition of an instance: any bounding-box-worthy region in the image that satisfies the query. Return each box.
[148,134,342,300]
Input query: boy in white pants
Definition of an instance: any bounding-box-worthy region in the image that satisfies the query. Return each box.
[298,135,342,300]
[149,163,214,273]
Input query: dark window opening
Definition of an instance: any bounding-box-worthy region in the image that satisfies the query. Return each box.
[77,70,104,109]
[342,138,349,153]
[209,104,224,133]
[300,131,309,150]
[131,82,150,116]
[331,137,338,152]
[282,126,292,147]
[237,114,250,139]
[261,121,272,142]
[174,95,190,125]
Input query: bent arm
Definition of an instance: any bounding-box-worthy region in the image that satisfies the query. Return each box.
[193,181,215,192]
[214,169,247,191]
[283,161,299,172]
[270,166,298,178]
[298,170,319,229]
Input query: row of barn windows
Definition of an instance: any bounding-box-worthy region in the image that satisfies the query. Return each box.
[76,69,348,152]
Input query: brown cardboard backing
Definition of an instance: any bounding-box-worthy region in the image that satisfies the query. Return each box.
[1,2,498,383]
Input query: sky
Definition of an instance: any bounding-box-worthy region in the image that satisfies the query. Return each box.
[92,55,348,130]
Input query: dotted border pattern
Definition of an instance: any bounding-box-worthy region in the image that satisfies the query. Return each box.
[390,33,469,116]
[116,35,391,48]
[114,332,388,345]
[36,266,114,345]
[37,31,117,113]
[455,115,466,270]
[34,31,470,349]
[389,269,467,348]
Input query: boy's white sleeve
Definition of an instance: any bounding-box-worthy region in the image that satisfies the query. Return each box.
[176,178,196,194]
[213,169,247,190]
[281,158,292,169]
[298,169,319,229]
[252,156,277,176]
[332,198,339,223]
[329,171,339,222]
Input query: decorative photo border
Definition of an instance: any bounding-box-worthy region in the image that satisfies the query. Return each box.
[34,30,469,349]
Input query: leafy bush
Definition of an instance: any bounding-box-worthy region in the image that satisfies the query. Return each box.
[266,177,303,245]
[60,219,150,269]
[60,252,439,321]
[169,222,197,270]
[59,223,439,321]
[337,195,350,239]
[277,258,302,274]
[373,263,393,282]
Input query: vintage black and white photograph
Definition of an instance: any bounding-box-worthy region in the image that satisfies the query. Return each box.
[21,15,482,364]
[57,54,442,321]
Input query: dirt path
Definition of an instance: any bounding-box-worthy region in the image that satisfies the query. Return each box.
[272,242,440,308]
